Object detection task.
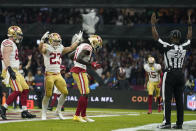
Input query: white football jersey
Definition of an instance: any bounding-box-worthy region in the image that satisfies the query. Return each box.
[73,43,92,70]
[144,63,161,82]
[1,39,20,70]
[43,44,64,73]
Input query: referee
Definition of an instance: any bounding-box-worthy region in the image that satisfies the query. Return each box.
[151,10,192,129]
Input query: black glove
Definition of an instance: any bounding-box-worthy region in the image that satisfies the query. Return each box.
[7,66,16,80]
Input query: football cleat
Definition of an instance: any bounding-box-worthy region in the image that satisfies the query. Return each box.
[172,124,182,129]
[82,117,95,122]
[157,123,171,129]
[158,104,162,112]
[147,109,152,114]
[55,110,65,120]
[1,106,7,120]
[73,115,86,122]
[21,110,36,118]
[47,106,53,111]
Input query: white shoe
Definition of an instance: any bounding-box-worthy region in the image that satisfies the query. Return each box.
[42,111,47,120]
[55,110,65,120]
[82,117,95,122]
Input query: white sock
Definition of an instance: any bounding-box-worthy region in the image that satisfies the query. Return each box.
[22,106,27,111]
[56,94,66,112]
[3,103,8,109]
[42,96,50,113]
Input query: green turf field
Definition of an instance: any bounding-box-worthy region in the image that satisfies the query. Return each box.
[0,108,195,131]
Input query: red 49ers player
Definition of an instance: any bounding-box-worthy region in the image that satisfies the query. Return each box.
[70,35,102,122]
[144,56,162,114]
[1,26,36,120]
[39,31,82,120]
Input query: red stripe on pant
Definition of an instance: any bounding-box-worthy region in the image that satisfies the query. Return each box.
[79,73,86,95]
[10,80,18,91]
[80,73,86,94]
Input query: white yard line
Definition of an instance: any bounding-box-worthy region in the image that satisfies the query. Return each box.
[113,120,196,131]
[0,113,140,124]
[141,112,196,115]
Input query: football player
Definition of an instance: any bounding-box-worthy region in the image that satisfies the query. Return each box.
[39,31,82,120]
[47,65,66,111]
[144,56,162,114]
[70,35,102,122]
[1,26,36,120]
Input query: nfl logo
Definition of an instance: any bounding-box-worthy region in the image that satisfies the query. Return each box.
[187,94,196,111]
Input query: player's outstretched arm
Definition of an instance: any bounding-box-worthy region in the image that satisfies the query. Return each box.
[62,41,80,55]
[151,12,159,41]
[62,31,83,55]
[39,31,49,54]
[187,10,192,40]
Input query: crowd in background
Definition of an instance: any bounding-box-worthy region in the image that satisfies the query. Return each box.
[13,39,196,92]
[0,7,196,109]
[0,8,196,25]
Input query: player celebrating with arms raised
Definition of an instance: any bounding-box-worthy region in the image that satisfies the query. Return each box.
[144,56,162,114]
[70,35,102,122]
[39,31,82,120]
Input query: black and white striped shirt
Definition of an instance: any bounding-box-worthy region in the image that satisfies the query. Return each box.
[158,38,191,70]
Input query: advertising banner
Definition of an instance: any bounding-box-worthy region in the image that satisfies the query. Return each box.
[28,88,188,109]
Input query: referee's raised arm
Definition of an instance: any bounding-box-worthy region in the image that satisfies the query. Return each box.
[151,12,159,41]
[187,10,192,40]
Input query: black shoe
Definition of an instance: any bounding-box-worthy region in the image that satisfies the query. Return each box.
[1,106,7,120]
[61,107,64,111]
[172,124,182,129]
[21,110,36,118]
[47,106,53,111]
[157,123,171,129]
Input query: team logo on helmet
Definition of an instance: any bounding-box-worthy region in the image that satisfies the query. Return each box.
[7,26,23,44]
[88,35,102,52]
[48,33,62,49]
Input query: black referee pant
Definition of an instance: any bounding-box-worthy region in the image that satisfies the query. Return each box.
[162,70,184,125]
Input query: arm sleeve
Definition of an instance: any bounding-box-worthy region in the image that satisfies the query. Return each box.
[181,40,191,47]
[158,38,171,47]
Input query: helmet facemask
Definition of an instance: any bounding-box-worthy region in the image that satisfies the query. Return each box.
[88,35,102,53]
[48,33,62,49]
[148,57,155,67]
[7,26,23,44]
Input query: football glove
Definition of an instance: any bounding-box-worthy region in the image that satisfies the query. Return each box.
[41,31,49,43]
[7,66,16,80]
[91,62,101,69]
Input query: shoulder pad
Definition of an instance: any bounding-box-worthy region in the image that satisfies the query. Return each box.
[2,39,13,47]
